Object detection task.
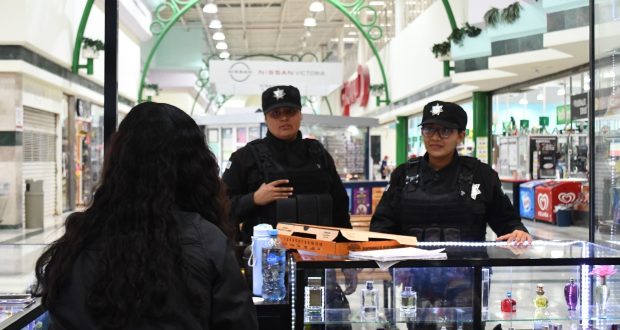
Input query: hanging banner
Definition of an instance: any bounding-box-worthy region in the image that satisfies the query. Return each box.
[209,60,343,96]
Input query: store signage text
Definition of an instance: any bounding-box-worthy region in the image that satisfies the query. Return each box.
[210,60,343,96]
[340,65,370,116]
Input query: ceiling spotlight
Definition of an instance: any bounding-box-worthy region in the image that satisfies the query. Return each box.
[213,31,225,40]
[216,41,228,50]
[302,41,307,48]
[209,19,222,29]
[309,1,324,12]
[203,2,218,13]
[305,30,312,37]
[536,93,544,101]
[518,95,528,105]
[369,0,386,6]
[304,17,317,27]
[219,51,230,59]
[348,31,357,36]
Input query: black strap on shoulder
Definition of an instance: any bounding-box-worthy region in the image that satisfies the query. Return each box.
[305,139,327,169]
[404,157,422,187]
[456,156,481,198]
[247,141,280,182]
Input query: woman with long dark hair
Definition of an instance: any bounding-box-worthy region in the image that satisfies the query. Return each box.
[34,102,257,329]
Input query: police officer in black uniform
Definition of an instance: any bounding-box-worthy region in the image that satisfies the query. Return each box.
[223,86,355,329]
[370,101,531,330]
[223,85,351,239]
[371,100,531,243]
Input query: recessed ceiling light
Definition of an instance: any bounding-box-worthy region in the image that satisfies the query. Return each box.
[304,17,317,27]
[216,41,228,50]
[209,19,222,29]
[203,2,218,14]
[309,1,324,12]
[369,1,385,6]
[213,31,225,40]
[342,37,357,42]
[347,31,357,36]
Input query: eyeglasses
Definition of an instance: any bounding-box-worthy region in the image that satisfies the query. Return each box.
[421,126,457,138]
[266,108,300,119]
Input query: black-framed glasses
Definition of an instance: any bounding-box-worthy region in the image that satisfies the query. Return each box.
[421,126,457,138]
[266,108,300,119]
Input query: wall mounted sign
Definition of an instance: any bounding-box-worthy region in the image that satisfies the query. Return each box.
[209,60,343,96]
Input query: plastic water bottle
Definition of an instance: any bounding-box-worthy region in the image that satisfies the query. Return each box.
[250,224,273,296]
[262,229,286,302]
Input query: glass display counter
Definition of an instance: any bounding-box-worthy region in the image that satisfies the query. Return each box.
[0,244,49,330]
[290,241,620,329]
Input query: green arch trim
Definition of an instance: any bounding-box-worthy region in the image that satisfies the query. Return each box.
[441,0,458,31]
[325,0,390,106]
[71,0,95,74]
[138,0,201,102]
[140,0,392,106]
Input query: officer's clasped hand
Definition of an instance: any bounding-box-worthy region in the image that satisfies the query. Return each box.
[496,230,532,245]
[253,179,294,206]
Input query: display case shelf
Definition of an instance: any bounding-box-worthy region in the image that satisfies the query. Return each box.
[291,241,620,329]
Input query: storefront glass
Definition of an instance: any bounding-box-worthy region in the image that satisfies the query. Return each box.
[594,0,620,247]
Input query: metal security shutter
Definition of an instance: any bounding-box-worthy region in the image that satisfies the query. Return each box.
[22,107,58,219]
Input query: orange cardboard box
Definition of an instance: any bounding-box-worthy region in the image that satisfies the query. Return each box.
[276,222,418,256]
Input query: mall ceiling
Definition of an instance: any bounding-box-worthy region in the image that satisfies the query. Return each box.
[142,0,367,61]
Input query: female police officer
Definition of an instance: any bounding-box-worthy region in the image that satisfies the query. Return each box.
[370,100,531,243]
[371,101,531,329]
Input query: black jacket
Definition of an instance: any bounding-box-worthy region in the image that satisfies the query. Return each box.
[50,211,258,330]
[222,131,351,238]
[370,154,528,238]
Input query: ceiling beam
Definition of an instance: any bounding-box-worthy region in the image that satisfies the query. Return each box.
[241,0,249,53]
[274,0,289,53]
[311,8,341,53]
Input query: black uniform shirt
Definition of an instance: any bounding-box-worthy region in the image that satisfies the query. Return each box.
[222,131,351,235]
[370,153,528,238]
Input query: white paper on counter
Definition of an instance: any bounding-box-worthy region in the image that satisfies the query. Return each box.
[348,247,447,262]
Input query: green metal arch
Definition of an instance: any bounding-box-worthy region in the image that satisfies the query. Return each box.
[138,0,201,102]
[325,0,390,105]
[441,0,458,31]
[72,0,95,74]
[139,0,393,105]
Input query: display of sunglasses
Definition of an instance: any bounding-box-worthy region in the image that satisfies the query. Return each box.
[421,126,457,138]
[266,108,300,119]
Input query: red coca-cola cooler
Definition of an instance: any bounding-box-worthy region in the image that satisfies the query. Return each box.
[534,181,582,223]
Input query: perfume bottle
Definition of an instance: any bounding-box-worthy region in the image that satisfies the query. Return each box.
[534,283,549,309]
[564,277,579,310]
[501,291,517,312]
[361,280,378,320]
[304,277,325,322]
[400,286,417,315]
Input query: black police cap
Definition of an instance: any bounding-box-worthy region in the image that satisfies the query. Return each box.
[261,85,302,114]
[419,100,467,130]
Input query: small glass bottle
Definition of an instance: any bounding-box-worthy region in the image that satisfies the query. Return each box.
[400,286,417,315]
[564,277,579,310]
[361,280,378,320]
[534,283,549,309]
[501,291,517,313]
[304,277,325,322]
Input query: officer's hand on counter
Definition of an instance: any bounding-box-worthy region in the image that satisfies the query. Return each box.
[496,230,532,245]
[253,179,294,206]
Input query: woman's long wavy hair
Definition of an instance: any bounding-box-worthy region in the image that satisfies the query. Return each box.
[34,102,232,328]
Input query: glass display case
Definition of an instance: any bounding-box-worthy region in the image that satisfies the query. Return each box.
[0,244,49,330]
[290,241,620,329]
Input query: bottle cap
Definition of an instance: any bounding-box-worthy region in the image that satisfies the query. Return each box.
[268,229,278,236]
